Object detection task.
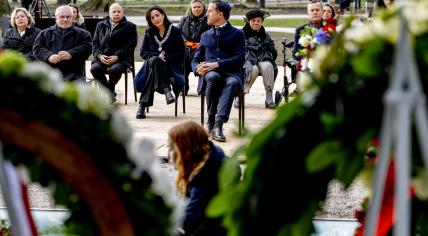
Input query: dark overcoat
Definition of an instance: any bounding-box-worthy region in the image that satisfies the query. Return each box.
[178,14,210,62]
[134,25,185,94]
[33,25,92,80]
[92,16,137,67]
[191,22,245,94]
[1,27,41,61]
[242,23,278,81]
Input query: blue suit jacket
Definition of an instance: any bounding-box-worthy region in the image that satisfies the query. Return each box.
[191,22,245,94]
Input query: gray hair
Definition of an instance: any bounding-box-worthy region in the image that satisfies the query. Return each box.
[10,8,35,28]
[55,5,73,16]
[308,0,323,9]
[109,3,123,12]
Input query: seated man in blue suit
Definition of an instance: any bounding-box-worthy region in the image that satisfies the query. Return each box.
[192,0,245,142]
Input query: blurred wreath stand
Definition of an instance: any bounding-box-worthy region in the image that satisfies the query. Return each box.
[0,52,177,235]
[364,7,428,236]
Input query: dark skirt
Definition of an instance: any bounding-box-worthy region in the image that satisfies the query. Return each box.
[138,56,175,107]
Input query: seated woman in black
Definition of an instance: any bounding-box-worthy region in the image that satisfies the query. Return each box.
[134,6,185,119]
[1,8,41,61]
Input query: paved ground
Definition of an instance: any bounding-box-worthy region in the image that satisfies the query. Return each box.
[0,61,367,219]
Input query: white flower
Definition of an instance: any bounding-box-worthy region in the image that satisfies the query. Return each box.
[405,1,428,35]
[300,58,309,71]
[412,168,428,200]
[299,34,313,48]
[296,71,313,91]
[23,62,64,95]
[301,87,320,107]
[74,83,111,119]
[130,139,183,231]
[311,45,329,77]
[344,41,360,54]
[111,110,132,145]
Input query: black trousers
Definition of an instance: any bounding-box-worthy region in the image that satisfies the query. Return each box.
[138,56,172,107]
[90,61,127,93]
[204,71,239,123]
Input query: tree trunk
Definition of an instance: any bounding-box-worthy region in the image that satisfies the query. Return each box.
[82,0,114,12]
[0,0,10,15]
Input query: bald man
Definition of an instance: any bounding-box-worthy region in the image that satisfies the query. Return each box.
[90,3,137,103]
[33,5,92,82]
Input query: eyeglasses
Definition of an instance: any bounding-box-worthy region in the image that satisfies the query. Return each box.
[58,15,72,19]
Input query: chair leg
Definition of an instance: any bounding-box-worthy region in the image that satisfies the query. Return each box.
[175,96,178,117]
[182,87,186,114]
[124,72,128,105]
[201,91,205,126]
[238,96,242,135]
[132,69,137,102]
[241,93,245,134]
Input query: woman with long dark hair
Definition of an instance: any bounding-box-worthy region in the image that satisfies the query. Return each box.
[134,6,185,119]
[178,0,210,95]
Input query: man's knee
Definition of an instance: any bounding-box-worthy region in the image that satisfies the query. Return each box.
[110,64,126,76]
[204,71,221,84]
[90,63,105,75]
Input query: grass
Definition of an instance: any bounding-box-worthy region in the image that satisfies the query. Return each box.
[229,18,308,28]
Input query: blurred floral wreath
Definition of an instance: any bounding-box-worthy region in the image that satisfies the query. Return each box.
[0,52,178,235]
[207,2,428,236]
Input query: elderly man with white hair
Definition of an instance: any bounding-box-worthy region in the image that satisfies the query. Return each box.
[33,5,92,82]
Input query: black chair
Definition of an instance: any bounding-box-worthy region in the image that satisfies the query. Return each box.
[200,88,245,135]
[146,87,186,117]
[123,59,138,105]
[87,59,137,105]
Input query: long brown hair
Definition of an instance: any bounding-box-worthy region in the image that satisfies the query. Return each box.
[168,121,211,197]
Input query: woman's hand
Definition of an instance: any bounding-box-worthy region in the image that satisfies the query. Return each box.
[159,51,166,62]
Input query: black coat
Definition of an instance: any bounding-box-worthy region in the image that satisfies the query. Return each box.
[134,25,185,94]
[1,27,41,61]
[33,25,92,81]
[183,142,229,236]
[242,24,278,80]
[92,16,137,67]
[178,14,210,62]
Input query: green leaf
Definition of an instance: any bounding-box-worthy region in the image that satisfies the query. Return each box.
[319,112,343,135]
[306,140,344,173]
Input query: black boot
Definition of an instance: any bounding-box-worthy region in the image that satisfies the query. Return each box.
[211,118,226,142]
[164,88,175,105]
[136,104,146,119]
[206,115,215,133]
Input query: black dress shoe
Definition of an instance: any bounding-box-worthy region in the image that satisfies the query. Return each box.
[206,121,214,133]
[211,127,226,142]
[136,105,146,119]
[165,91,176,105]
